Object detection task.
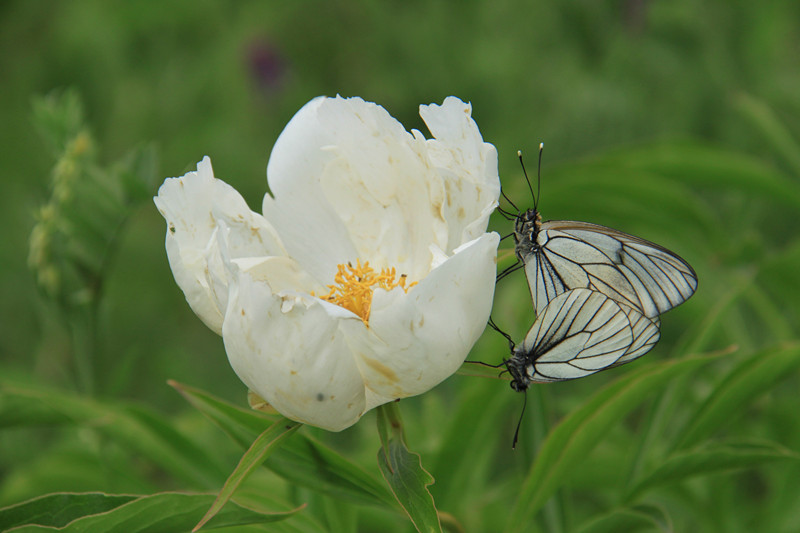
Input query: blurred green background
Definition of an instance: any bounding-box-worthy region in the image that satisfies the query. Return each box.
[2,1,800,532]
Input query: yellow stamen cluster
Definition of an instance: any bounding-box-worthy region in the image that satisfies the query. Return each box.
[321,259,416,324]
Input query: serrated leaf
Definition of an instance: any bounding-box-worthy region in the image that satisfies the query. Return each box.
[503,352,722,532]
[194,418,301,531]
[376,404,441,533]
[674,342,800,450]
[626,441,800,502]
[2,492,301,533]
[170,381,396,508]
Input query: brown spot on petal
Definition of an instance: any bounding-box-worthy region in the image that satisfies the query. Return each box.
[364,357,398,382]
[241,309,246,316]
[431,200,444,221]
[250,225,264,243]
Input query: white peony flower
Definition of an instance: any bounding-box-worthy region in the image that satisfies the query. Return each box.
[154,96,500,431]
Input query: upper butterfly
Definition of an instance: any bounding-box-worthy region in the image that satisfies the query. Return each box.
[508,146,698,319]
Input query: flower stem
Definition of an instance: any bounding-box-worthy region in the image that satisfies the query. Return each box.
[376,401,405,450]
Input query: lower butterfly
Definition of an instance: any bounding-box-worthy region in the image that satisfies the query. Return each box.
[504,288,660,391]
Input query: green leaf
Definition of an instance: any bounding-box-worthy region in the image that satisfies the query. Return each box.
[626,441,800,502]
[674,342,800,450]
[547,165,722,242]
[169,380,279,448]
[170,381,396,508]
[1,492,302,533]
[270,435,398,508]
[575,503,672,533]
[115,143,159,202]
[376,403,442,533]
[732,93,800,177]
[193,418,301,531]
[31,89,86,157]
[601,142,800,209]
[0,493,136,530]
[0,382,228,489]
[429,378,507,512]
[503,352,722,532]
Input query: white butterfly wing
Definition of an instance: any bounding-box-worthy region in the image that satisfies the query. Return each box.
[614,304,660,366]
[523,220,697,318]
[517,288,635,383]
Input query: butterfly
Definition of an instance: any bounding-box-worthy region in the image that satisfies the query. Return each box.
[489,146,696,447]
[499,146,698,320]
[494,287,660,448]
[503,288,660,391]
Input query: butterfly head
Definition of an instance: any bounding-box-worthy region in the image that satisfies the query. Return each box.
[505,349,532,393]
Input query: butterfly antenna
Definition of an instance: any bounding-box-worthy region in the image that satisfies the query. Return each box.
[535,143,543,213]
[518,150,536,209]
[512,391,528,449]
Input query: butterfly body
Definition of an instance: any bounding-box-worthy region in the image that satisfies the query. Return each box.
[513,208,542,262]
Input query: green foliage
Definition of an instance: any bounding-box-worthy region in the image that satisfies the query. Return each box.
[0,492,302,532]
[376,404,441,533]
[3,1,800,532]
[504,352,725,531]
[193,419,301,531]
[170,381,396,508]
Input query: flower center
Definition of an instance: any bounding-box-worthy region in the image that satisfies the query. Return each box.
[321,259,416,324]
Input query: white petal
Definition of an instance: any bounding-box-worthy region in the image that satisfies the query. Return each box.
[222,266,368,431]
[262,97,360,284]
[419,97,501,250]
[154,157,287,333]
[264,96,496,283]
[312,97,451,280]
[341,232,500,399]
